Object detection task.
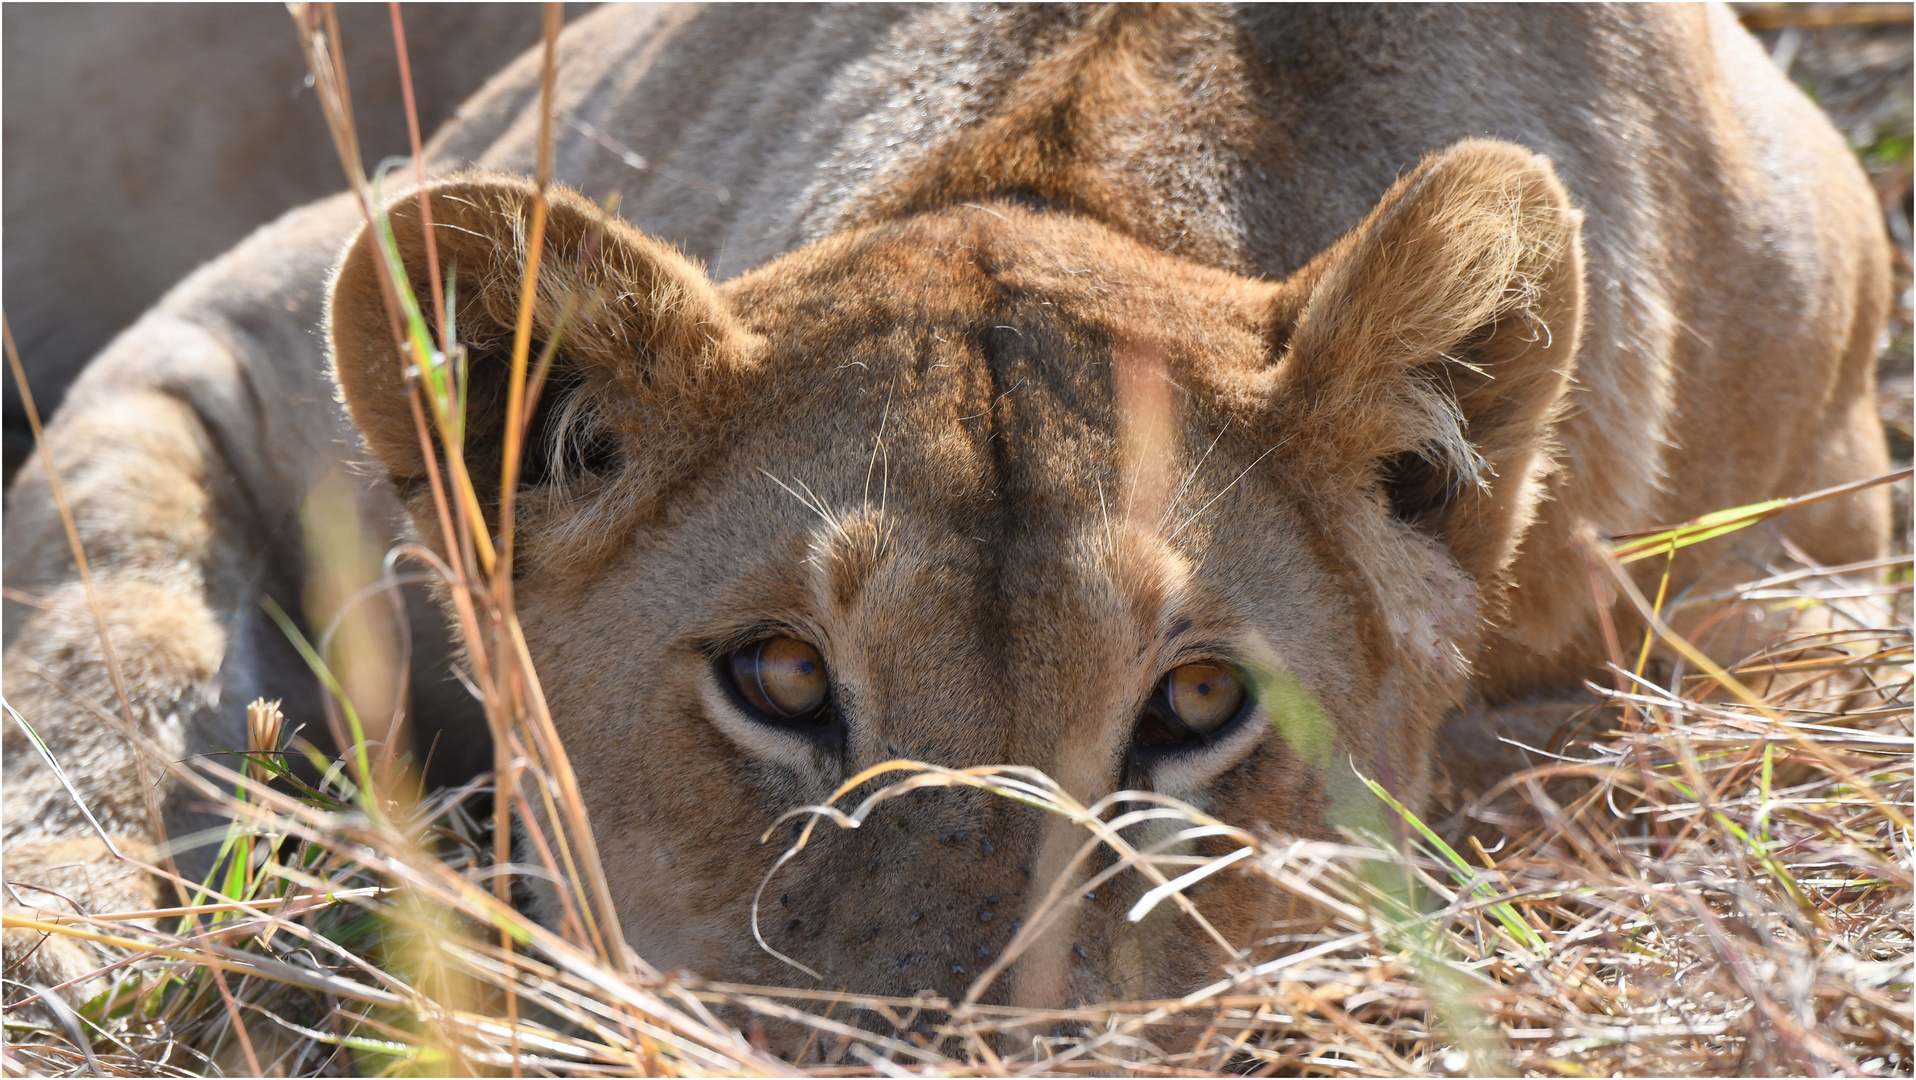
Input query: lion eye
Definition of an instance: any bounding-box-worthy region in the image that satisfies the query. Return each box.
[1162,662,1244,735]
[727,637,829,719]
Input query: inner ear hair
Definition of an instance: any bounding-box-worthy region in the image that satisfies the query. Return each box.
[449,319,624,510]
[1378,321,1506,530]
[517,355,623,493]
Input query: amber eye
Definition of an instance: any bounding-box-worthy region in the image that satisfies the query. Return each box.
[1162,662,1245,736]
[727,637,829,719]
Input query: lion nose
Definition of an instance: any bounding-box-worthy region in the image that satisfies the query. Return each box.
[763,789,1045,1004]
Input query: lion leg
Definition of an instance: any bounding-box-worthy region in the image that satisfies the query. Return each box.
[2,386,295,1004]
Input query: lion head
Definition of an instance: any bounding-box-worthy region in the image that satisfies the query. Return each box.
[327,139,1581,1018]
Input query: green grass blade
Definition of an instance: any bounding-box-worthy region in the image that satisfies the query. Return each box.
[1355,770,1546,950]
[260,595,380,818]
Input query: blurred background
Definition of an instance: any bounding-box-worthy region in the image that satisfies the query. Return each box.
[3,3,1909,491]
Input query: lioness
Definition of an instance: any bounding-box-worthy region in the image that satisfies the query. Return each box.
[3,3,1889,1025]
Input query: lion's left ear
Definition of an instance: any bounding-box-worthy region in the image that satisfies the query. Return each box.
[1271,139,1585,591]
[328,173,753,549]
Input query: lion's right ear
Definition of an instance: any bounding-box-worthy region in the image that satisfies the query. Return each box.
[328,174,752,542]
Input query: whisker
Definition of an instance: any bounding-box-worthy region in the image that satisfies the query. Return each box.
[1168,437,1292,541]
[1158,418,1231,537]
[759,468,835,530]
[1097,476,1115,563]
[792,476,845,540]
[864,380,895,514]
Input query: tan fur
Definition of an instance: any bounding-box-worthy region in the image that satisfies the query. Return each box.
[4,4,1889,1042]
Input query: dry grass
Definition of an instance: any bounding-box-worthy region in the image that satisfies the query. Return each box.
[3,515,1908,1077]
[4,4,1912,1077]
